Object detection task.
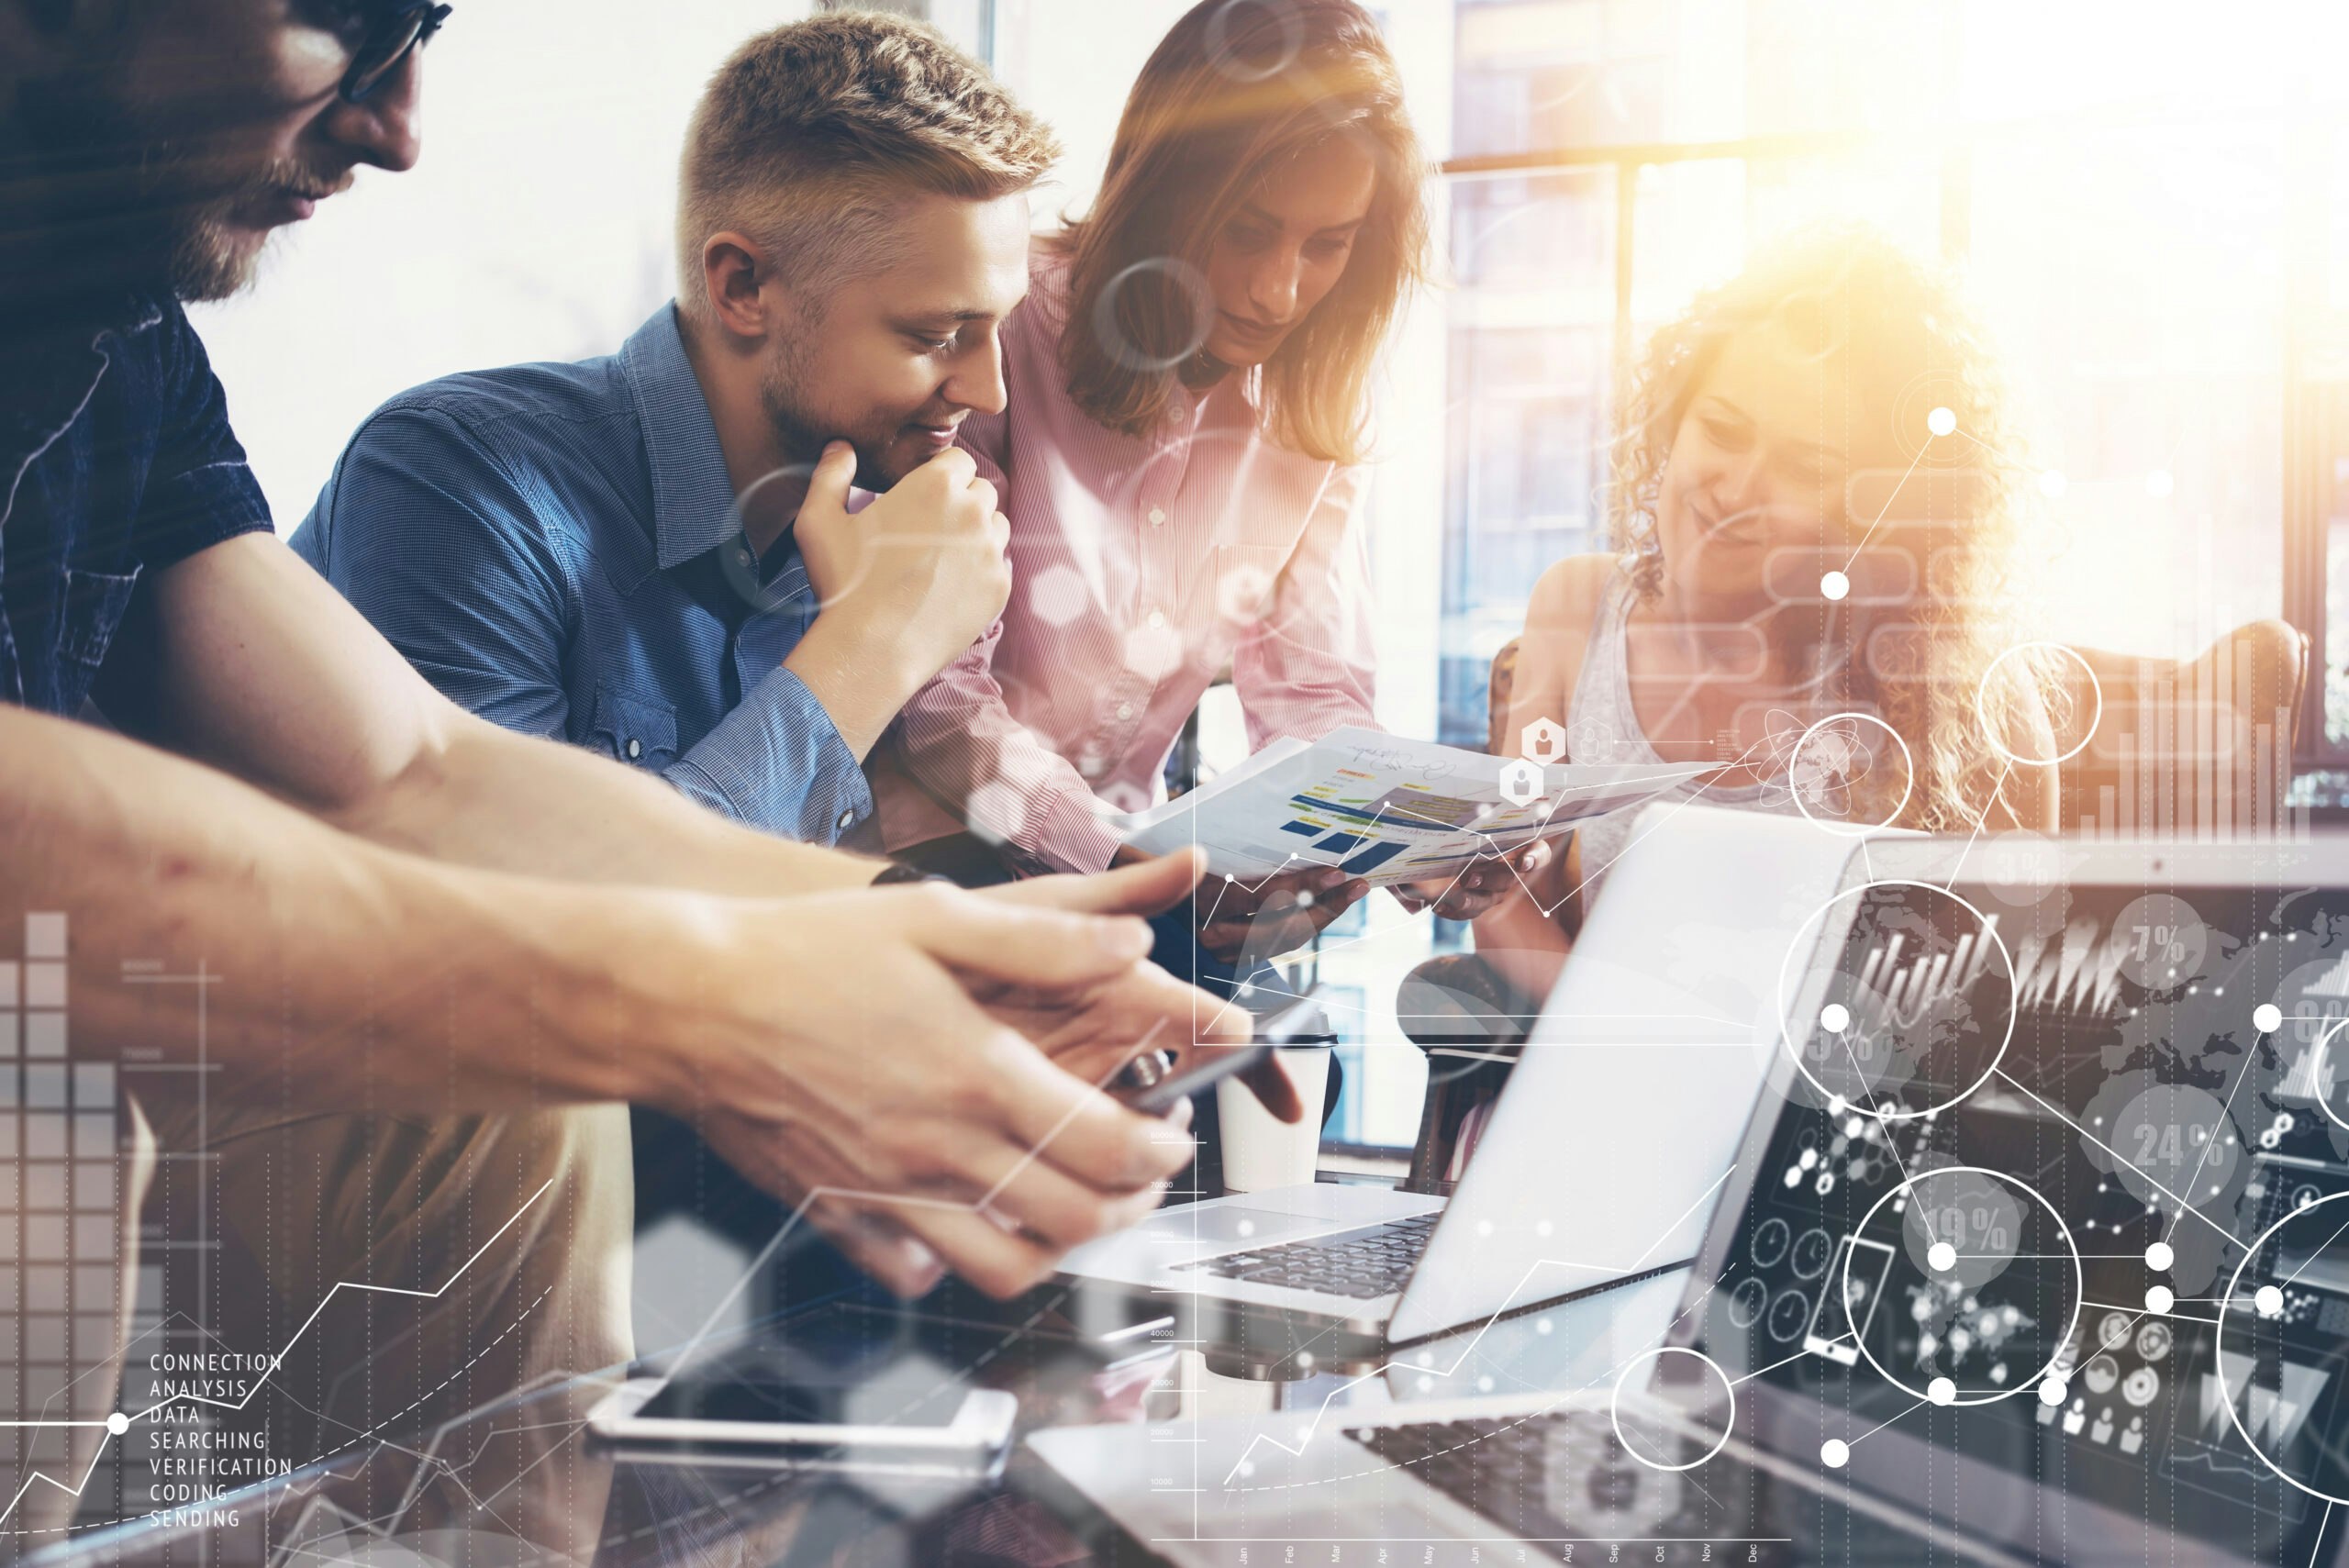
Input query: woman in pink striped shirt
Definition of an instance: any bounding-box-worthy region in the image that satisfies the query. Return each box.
[877,0,1531,966]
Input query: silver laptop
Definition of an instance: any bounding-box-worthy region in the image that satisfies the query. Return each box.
[1057,804,1857,1349]
[1036,834,2349,1566]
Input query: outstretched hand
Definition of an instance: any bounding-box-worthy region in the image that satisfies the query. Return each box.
[1195,863,1370,962]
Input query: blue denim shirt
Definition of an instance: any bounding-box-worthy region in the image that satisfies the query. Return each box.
[292,304,875,846]
[0,296,272,718]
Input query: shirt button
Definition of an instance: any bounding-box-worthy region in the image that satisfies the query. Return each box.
[1116,702,1133,720]
[837,809,858,832]
[1147,506,1166,526]
[735,547,752,568]
[1146,607,1167,629]
[625,738,642,760]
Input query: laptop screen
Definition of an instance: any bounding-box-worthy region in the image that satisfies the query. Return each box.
[1680,840,2349,1565]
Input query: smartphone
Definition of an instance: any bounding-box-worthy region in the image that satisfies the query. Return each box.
[585,1339,1017,1479]
[1114,995,1330,1116]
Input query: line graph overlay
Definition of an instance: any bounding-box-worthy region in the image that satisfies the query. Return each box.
[0,1178,554,1528]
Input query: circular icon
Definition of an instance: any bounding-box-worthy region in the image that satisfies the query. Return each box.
[1791,1228,1835,1282]
[1751,1217,1793,1271]
[2121,1367,2161,1408]
[1978,642,2102,767]
[1787,712,1913,838]
[1088,256,1217,373]
[1767,1289,1813,1344]
[1844,1166,2082,1407]
[2136,1321,2173,1362]
[1778,881,2016,1120]
[1902,1167,2027,1289]
[2097,1311,2133,1351]
[2269,955,2349,1127]
[2218,1191,2349,1504]
[2111,894,2210,989]
[2303,1018,2349,1135]
[1977,828,2063,909]
[2104,1080,2238,1218]
[1727,1276,1769,1329]
[2082,1355,2120,1396]
[1203,0,1308,83]
[1609,1348,1736,1473]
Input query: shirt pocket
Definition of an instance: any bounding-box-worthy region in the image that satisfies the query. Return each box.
[584,685,678,769]
[57,564,142,671]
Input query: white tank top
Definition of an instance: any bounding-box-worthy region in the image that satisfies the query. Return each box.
[1561,560,1806,906]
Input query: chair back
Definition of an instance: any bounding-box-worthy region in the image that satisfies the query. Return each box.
[1486,638,1522,756]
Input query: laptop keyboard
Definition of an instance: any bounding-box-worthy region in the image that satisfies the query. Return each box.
[1352,1411,1955,1562]
[1352,1412,1583,1540]
[1176,1211,1439,1298]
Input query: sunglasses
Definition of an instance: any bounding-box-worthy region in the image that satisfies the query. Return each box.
[339,3,452,105]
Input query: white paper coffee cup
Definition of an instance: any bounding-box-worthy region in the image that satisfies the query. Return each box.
[1215,1045,1330,1194]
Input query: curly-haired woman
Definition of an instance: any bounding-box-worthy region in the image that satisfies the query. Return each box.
[1461,228,2062,1018]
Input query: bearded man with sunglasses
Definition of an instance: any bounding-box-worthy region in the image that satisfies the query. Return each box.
[0,3,1264,1553]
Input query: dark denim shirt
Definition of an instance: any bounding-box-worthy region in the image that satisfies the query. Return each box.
[291,305,876,847]
[0,296,272,718]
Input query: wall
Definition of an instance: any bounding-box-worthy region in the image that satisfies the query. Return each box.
[194,0,817,532]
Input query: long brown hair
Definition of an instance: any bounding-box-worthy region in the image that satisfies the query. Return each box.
[1609,227,2057,832]
[1056,0,1430,464]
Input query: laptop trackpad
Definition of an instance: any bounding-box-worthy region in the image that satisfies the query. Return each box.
[1145,1206,1335,1248]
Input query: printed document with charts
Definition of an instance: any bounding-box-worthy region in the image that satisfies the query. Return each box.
[1110,726,1701,887]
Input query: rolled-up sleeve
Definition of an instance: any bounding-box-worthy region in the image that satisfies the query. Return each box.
[295,401,875,849]
[665,663,874,843]
[138,309,274,570]
[291,404,575,737]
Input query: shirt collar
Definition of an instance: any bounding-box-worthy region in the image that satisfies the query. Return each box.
[0,293,165,477]
[618,302,741,572]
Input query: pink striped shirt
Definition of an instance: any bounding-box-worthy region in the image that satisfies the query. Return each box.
[872,248,1377,873]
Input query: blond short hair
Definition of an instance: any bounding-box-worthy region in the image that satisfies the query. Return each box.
[675,11,1060,315]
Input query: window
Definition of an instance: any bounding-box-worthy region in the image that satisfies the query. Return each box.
[1424,0,2348,755]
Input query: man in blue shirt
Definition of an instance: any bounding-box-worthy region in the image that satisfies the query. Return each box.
[295,15,1044,852]
[290,10,1077,1267]
[288,301,1004,848]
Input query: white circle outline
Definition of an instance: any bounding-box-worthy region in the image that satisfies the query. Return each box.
[1787,711,1914,840]
[2219,1190,2349,1505]
[1088,256,1218,373]
[1609,1346,1735,1473]
[1843,1164,2084,1408]
[1776,880,2017,1121]
[1203,0,1306,83]
[1978,641,2102,767]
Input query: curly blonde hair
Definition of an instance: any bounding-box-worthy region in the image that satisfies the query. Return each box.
[1608,226,2053,832]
